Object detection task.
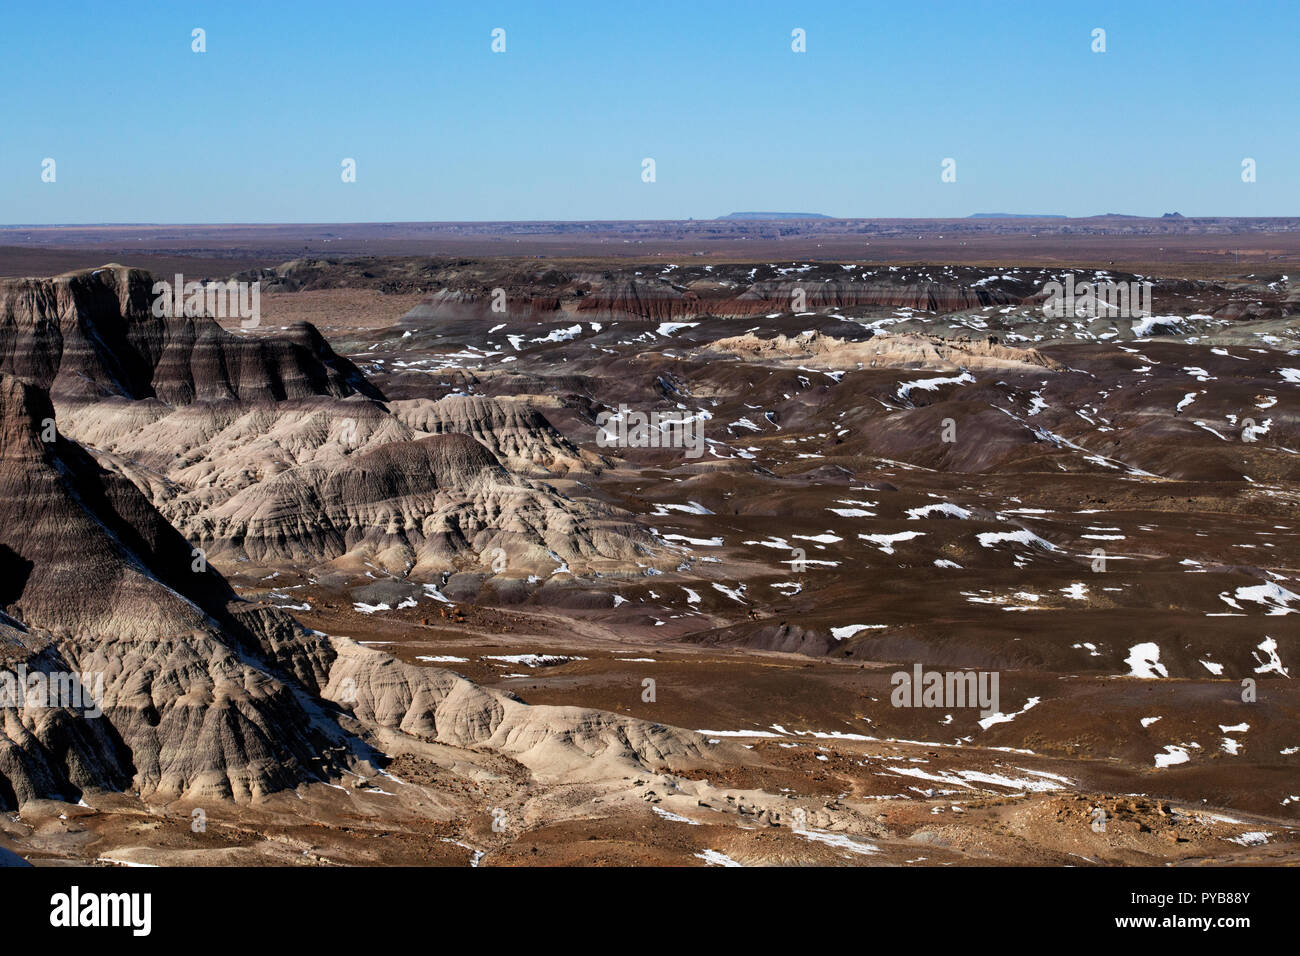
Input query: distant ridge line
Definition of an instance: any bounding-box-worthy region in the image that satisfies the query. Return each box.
[718,212,831,220]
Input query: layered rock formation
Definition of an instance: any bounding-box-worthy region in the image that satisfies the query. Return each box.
[704,331,1064,373]
[0,373,341,803]
[0,265,380,405]
[0,266,656,577]
[389,394,600,476]
[396,270,1025,324]
[188,430,649,575]
[0,373,715,807]
[60,393,651,576]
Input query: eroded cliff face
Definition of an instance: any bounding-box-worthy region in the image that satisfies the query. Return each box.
[56,390,656,577]
[0,265,380,405]
[0,372,717,808]
[394,270,1026,324]
[0,371,341,803]
[0,267,661,578]
[389,394,600,477]
[703,330,1064,373]
[183,429,650,575]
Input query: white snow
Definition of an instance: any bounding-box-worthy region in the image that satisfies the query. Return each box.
[1154,745,1190,768]
[711,583,747,603]
[1252,636,1289,677]
[793,828,880,856]
[481,654,587,667]
[977,696,1041,731]
[652,806,700,825]
[906,502,971,520]
[896,371,975,402]
[695,849,742,866]
[1124,642,1168,679]
[976,529,1060,551]
[830,624,886,640]
[859,531,925,554]
[1221,581,1299,615]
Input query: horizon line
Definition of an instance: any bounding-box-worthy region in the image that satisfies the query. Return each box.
[4,214,1300,229]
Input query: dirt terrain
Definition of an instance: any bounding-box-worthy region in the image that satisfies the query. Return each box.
[5,215,1300,277]
[0,248,1296,867]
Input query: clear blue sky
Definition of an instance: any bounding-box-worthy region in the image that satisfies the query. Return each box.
[1,0,1295,223]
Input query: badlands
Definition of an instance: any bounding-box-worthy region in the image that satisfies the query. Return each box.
[0,255,1297,866]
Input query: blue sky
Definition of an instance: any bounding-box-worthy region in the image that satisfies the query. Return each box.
[1,0,1295,223]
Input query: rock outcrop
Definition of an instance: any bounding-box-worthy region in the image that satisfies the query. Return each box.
[0,266,656,578]
[389,394,600,475]
[705,330,1063,373]
[393,266,1027,324]
[188,430,651,575]
[0,265,380,405]
[0,373,717,807]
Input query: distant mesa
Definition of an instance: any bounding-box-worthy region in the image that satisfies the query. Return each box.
[1162,211,1185,219]
[718,212,831,220]
[969,213,1067,219]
